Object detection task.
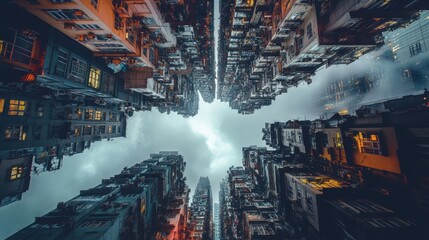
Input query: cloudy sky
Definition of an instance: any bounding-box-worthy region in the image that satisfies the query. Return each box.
[1,2,425,239]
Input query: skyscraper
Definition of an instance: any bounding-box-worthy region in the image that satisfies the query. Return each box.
[189,176,213,240]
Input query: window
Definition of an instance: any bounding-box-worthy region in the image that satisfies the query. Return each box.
[83,125,92,135]
[74,126,81,136]
[112,126,116,134]
[9,166,24,181]
[76,108,83,120]
[68,57,87,83]
[81,220,107,228]
[306,23,313,39]
[95,111,102,120]
[88,67,101,89]
[91,0,98,9]
[354,132,384,155]
[49,125,60,138]
[102,72,115,95]
[46,9,89,20]
[0,98,4,114]
[305,192,314,217]
[5,125,27,141]
[107,125,112,134]
[114,12,123,30]
[109,112,117,121]
[8,100,26,116]
[74,24,101,30]
[85,109,94,120]
[33,125,42,140]
[99,125,106,134]
[55,48,69,77]
[36,104,44,117]
[334,132,343,148]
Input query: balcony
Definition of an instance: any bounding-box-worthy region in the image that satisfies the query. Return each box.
[0,28,38,70]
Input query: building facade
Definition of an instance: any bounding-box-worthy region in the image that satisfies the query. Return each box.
[7,151,189,240]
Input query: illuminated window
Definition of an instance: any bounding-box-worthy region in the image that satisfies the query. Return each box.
[354,132,384,155]
[5,125,27,141]
[85,109,94,120]
[95,111,102,120]
[0,98,4,114]
[74,126,81,136]
[334,132,343,148]
[8,100,26,116]
[88,67,101,89]
[107,125,112,134]
[9,166,24,181]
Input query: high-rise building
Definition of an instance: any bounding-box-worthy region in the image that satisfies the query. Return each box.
[217,0,429,114]
[7,151,189,240]
[213,203,220,240]
[189,176,213,240]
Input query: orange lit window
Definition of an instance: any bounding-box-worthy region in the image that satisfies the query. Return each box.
[95,110,102,120]
[88,67,101,89]
[0,98,4,114]
[354,132,383,155]
[9,166,24,180]
[8,100,26,116]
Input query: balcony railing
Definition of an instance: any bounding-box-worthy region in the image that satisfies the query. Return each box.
[0,34,35,65]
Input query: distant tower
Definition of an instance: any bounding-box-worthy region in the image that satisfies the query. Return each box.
[189,177,213,240]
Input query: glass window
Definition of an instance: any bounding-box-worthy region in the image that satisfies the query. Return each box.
[354,132,384,155]
[81,220,107,228]
[114,12,123,30]
[306,23,313,39]
[88,67,101,89]
[0,98,4,114]
[107,125,112,134]
[68,57,87,83]
[55,48,69,77]
[8,100,26,116]
[33,125,42,140]
[36,104,44,117]
[5,125,27,141]
[74,126,81,136]
[9,165,24,181]
[99,125,106,134]
[102,72,115,95]
[91,0,98,9]
[109,112,117,121]
[49,125,60,138]
[83,125,92,135]
[85,109,94,120]
[95,110,102,120]
[46,9,89,20]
